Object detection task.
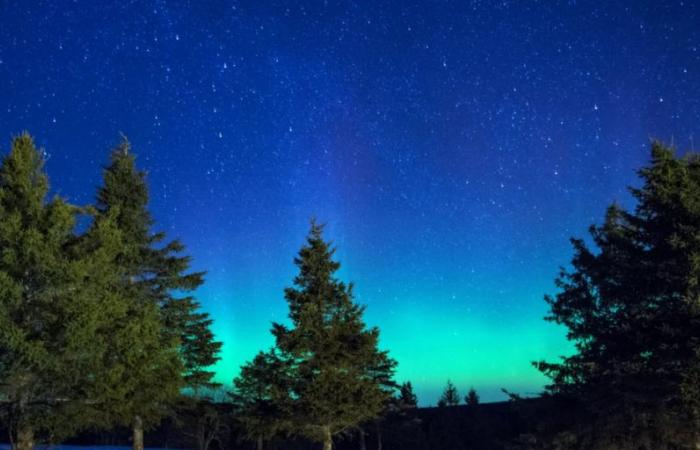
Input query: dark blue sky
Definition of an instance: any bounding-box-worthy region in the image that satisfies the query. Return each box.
[1,0,699,404]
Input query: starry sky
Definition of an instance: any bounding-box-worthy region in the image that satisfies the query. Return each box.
[1,0,699,405]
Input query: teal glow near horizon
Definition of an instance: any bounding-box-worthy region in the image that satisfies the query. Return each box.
[197,219,576,405]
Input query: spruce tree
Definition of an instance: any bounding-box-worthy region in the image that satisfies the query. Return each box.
[268,221,397,450]
[398,382,418,408]
[535,142,700,447]
[75,204,184,441]
[0,134,128,449]
[437,380,460,407]
[465,387,479,406]
[93,138,221,449]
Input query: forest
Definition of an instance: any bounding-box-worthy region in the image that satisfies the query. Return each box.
[2,132,700,450]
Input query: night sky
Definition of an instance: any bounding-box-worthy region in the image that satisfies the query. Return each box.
[1,1,699,404]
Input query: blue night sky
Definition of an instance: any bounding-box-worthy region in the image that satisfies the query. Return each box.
[1,1,699,404]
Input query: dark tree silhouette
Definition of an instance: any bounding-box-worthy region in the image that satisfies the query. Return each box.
[437,380,460,407]
[536,142,700,447]
[398,382,418,409]
[465,388,479,406]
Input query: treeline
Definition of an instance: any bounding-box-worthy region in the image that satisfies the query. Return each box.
[0,133,402,450]
[223,140,700,450]
[435,380,479,407]
[3,133,700,450]
[47,398,546,450]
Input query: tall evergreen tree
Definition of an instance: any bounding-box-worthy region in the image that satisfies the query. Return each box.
[398,382,418,409]
[535,142,700,447]
[266,221,397,450]
[437,380,460,407]
[93,138,221,449]
[0,134,130,449]
[77,205,184,445]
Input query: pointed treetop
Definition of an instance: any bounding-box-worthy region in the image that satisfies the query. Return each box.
[2,132,49,191]
[438,379,460,407]
[398,381,418,408]
[465,387,480,406]
[117,132,130,155]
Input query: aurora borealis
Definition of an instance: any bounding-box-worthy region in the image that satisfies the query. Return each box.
[2,1,700,404]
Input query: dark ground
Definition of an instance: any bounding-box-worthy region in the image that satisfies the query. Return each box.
[25,396,573,450]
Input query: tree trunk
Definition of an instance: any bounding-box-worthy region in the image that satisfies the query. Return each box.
[358,428,366,450]
[196,432,205,450]
[322,426,332,450]
[256,435,263,450]
[16,425,34,450]
[375,424,382,450]
[133,415,144,450]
